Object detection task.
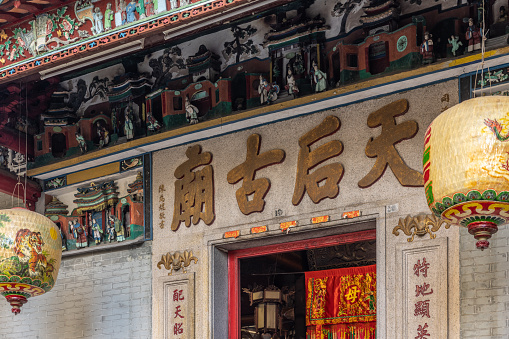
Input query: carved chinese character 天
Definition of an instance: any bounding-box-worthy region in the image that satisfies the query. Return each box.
[414,258,430,277]
[174,323,183,335]
[292,115,344,205]
[227,134,285,215]
[414,300,430,318]
[415,282,433,297]
[415,323,430,339]
[358,99,424,188]
[174,305,184,319]
[173,289,184,302]
[171,145,214,231]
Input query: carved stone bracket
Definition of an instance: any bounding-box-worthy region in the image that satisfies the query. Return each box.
[157,250,198,275]
[393,214,450,242]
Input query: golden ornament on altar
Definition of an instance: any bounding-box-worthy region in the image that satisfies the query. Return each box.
[424,96,509,250]
[0,208,62,314]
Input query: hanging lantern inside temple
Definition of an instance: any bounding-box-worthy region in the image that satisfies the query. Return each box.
[424,96,509,250]
[0,208,62,314]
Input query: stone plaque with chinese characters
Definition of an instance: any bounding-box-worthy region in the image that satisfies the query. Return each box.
[395,237,448,339]
[163,273,195,339]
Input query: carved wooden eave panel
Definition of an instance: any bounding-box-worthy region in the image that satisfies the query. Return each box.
[0,0,291,85]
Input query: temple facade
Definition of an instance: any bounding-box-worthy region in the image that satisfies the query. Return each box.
[0,0,508,338]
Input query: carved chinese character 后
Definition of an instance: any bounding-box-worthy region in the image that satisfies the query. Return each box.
[173,289,184,302]
[415,282,433,297]
[414,300,430,318]
[292,115,344,205]
[227,134,285,215]
[415,323,430,339]
[171,145,214,231]
[414,258,430,277]
[174,305,184,319]
[174,323,183,335]
[358,99,424,188]
[159,184,166,193]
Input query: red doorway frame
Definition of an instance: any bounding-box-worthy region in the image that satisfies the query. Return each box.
[227,229,376,338]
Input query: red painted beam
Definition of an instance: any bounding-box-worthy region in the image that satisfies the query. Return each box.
[0,168,41,210]
[0,126,34,157]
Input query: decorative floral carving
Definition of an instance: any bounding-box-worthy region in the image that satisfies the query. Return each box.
[393,214,449,242]
[157,250,198,275]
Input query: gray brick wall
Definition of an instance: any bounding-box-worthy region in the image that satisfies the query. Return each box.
[0,242,152,339]
[460,226,509,338]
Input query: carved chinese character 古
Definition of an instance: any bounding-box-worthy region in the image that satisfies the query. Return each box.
[227,134,285,215]
[292,115,344,205]
[171,145,214,231]
[358,99,424,188]
[414,258,430,277]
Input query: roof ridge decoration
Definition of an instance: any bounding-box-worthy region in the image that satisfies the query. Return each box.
[0,0,249,82]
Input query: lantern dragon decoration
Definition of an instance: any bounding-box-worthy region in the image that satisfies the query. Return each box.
[424,96,509,250]
[0,208,62,314]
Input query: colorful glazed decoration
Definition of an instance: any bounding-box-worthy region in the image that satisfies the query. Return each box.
[0,208,62,314]
[423,96,509,250]
[420,32,433,64]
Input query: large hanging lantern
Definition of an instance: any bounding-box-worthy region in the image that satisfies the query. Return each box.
[0,208,62,314]
[424,96,509,250]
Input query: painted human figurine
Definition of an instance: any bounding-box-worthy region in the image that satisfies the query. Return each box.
[96,122,109,147]
[448,35,463,57]
[170,0,177,9]
[93,7,104,35]
[144,0,154,16]
[258,75,278,104]
[465,18,481,52]
[111,108,118,134]
[70,219,88,249]
[104,3,114,31]
[312,61,327,92]
[146,111,162,132]
[116,0,127,25]
[126,0,138,23]
[136,0,146,19]
[286,67,299,98]
[109,215,125,242]
[91,218,103,245]
[124,108,134,140]
[59,224,67,251]
[185,96,199,124]
[75,132,87,154]
[106,220,116,242]
[420,31,434,64]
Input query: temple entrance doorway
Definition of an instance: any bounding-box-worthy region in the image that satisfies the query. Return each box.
[229,229,377,339]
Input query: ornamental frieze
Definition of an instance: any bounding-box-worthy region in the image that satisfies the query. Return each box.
[0,0,280,82]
